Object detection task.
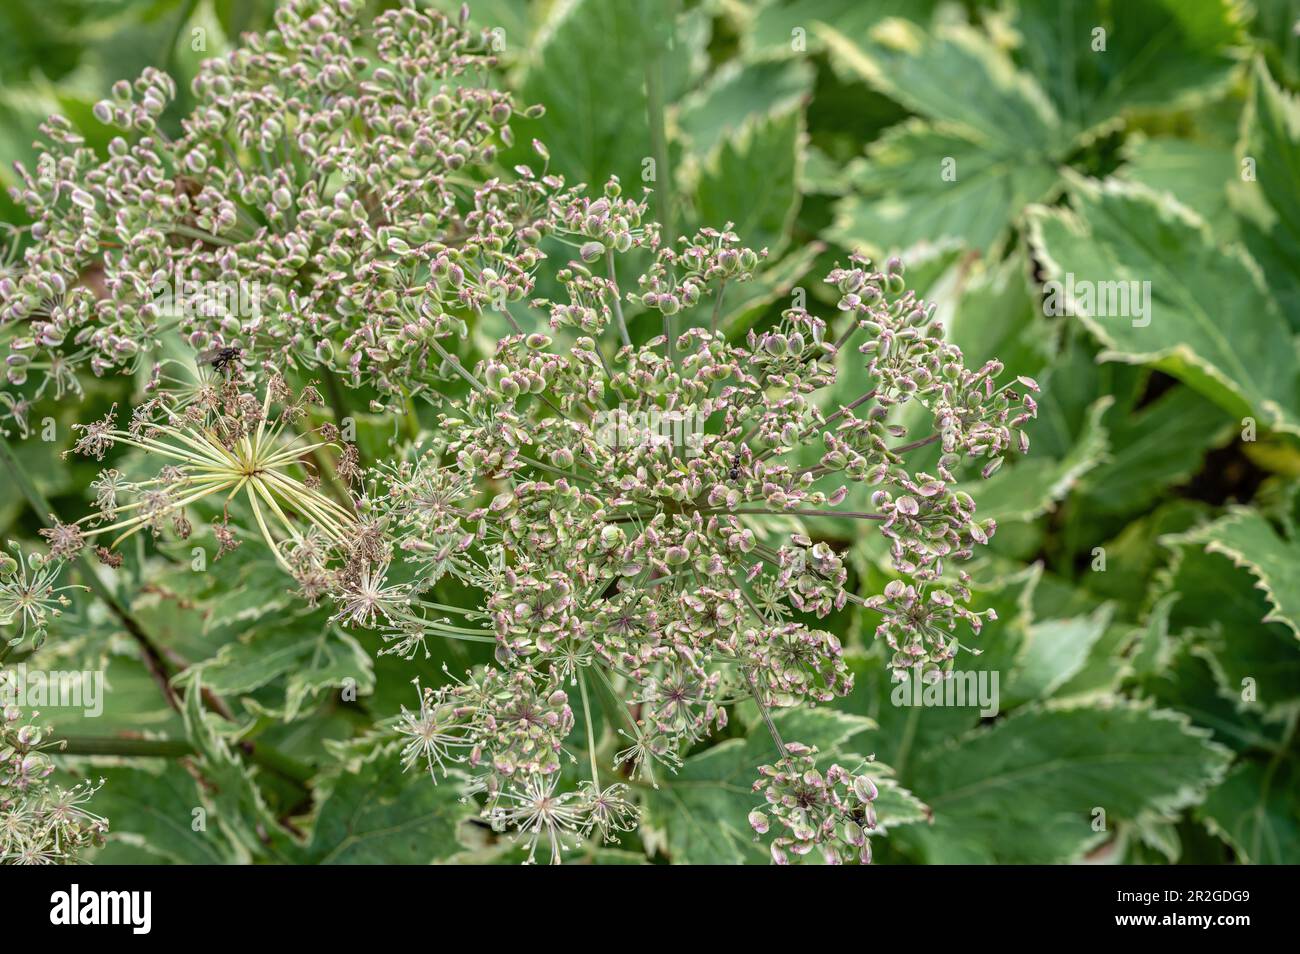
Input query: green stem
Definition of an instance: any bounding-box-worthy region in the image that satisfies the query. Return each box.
[579,669,601,786]
[644,18,675,363]
[606,251,632,350]
[54,734,312,786]
[57,735,194,758]
[710,281,728,336]
[0,433,143,640]
[736,584,789,759]
[162,0,201,73]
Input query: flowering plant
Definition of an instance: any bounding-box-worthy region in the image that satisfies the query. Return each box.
[0,0,1280,868]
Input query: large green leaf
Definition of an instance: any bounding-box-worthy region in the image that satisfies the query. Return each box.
[693,107,803,256]
[1121,135,1238,239]
[1156,532,1300,717]
[828,121,1060,256]
[179,680,300,863]
[820,20,1064,148]
[508,0,703,188]
[1081,382,1234,515]
[1028,174,1300,435]
[821,19,1066,255]
[742,0,939,59]
[1236,60,1300,332]
[92,763,231,865]
[676,58,813,158]
[1138,637,1286,755]
[900,703,1232,863]
[301,745,474,864]
[1005,605,1114,706]
[1199,759,1300,864]
[1173,507,1300,639]
[178,614,375,721]
[1010,0,1240,138]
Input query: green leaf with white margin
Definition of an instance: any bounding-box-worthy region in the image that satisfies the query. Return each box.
[141,543,294,634]
[508,0,706,187]
[1235,60,1300,332]
[1017,333,1233,518]
[1120,135,1238,239]
[180,678,300,863]
[1082,382,1235,515]
[300,744,475,864]
[1004,604,1114,706]
[820,17,1065,255]
[1154,535,1300,718]
[1172,507,1300,640]
[741,0,940,59]
[1010,0,1240,139]
[642,708,922,864]
[975,395,1111,524]
[1198,759,1300,864]
[827,121,1060,257]
[897,702,1232,864]
[819,19,1065,148]
[693,106,803,257]
[91,763,233,865]
[1028,173,1300,436]
[676,58,813,159]
[282,627,375,721]
[176,614,375,721]
[1138,636,1288,755]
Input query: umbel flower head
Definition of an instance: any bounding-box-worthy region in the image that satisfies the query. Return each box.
[750,744,879,865]
[355,200,1037,860]
[54,370,361,587]
[0,543,82,651]
[0,669,108,864]
[3,0,1039,864]
[1,0,544,401]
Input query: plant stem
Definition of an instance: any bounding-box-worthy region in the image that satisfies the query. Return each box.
[53,734,313,786]
[606,251,632,349]
[579,669,601,786]
[57,735,194,758]
[0,432,180,705]
[644,40,674,247]
[644,17,675,363]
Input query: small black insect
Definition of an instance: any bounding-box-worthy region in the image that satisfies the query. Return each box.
[728,452,742,482]
[200,345,242,374]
